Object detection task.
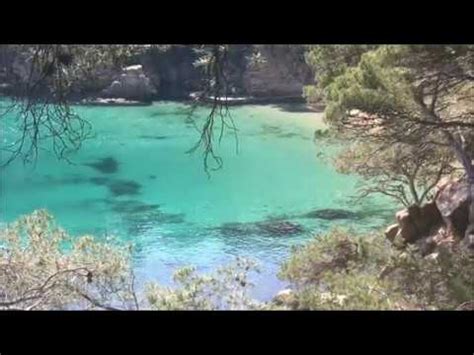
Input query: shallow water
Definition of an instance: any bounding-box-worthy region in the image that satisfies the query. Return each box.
[0,101,397,300]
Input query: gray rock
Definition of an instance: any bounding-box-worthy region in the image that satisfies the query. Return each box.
[101,64,157,101]
[435,180,470,239]
[395,202,442,243]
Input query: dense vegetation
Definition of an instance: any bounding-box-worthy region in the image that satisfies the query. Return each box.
[1,211,472,310]
[305,45,473,206]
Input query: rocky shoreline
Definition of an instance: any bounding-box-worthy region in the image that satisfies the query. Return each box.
[78,98,153,107]
[0,45,314,104]
[189,92,308,106]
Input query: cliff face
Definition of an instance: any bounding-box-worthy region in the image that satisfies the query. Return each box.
[0,45,313,101]
[241,45,313,97]
[139,45,203,99]
[101,65,157,101]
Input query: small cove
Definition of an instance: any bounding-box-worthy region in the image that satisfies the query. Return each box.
[0,101,397,300]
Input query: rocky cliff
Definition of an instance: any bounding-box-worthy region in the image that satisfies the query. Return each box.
[242,45,313,97]
[0,45,313,102]
[385,179,474,255]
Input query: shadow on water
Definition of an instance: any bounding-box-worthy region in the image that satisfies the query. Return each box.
[84,157,119,174]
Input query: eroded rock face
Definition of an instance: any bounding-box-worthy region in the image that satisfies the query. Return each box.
[391,201,443,243]
[464,224,474,253]
[387,179,473,256]
[101,65,157,101]
[435,180,470,239]
[384,224,399,242]
[1,45,314,101]
[242,45,313,98]
[139,45,202,99]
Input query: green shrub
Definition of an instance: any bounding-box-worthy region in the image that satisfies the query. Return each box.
[145,257,264,310]
[0,211,263,310]
[279,228,473,310]
[0,210,137,310]
[2,211,471,310]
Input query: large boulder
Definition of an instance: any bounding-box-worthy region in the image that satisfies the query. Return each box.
[392,201,443,243]
[435,180,470,239]
[101,65,157,101]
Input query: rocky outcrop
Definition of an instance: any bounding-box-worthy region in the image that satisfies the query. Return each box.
[242,45,313,98]
[386,179,473,255]
[101,65,157,101]
[435,180,470,239]
[0,45,314,102]
[392,201,443,244]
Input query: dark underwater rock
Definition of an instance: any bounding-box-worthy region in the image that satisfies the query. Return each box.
[109,199,160,214]
[139,135,169,140]
[256,220,304,236]
[216,220,303,237]
[302,209,360,220]
[89,177,110,186]
[107,180,141,196]
[85,157,119,174]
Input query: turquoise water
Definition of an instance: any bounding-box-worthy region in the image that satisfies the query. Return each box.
[0,101,396,300]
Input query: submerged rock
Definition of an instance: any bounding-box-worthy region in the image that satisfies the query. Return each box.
[85,157,119,174]
[302,209,360,220]
[109,200,160,214]
[105,199,185,236]
[108,180,141,197]
[89,177,110,186]
[256,221,304,236]
[139,135,169,140]
[217,220,303,237]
